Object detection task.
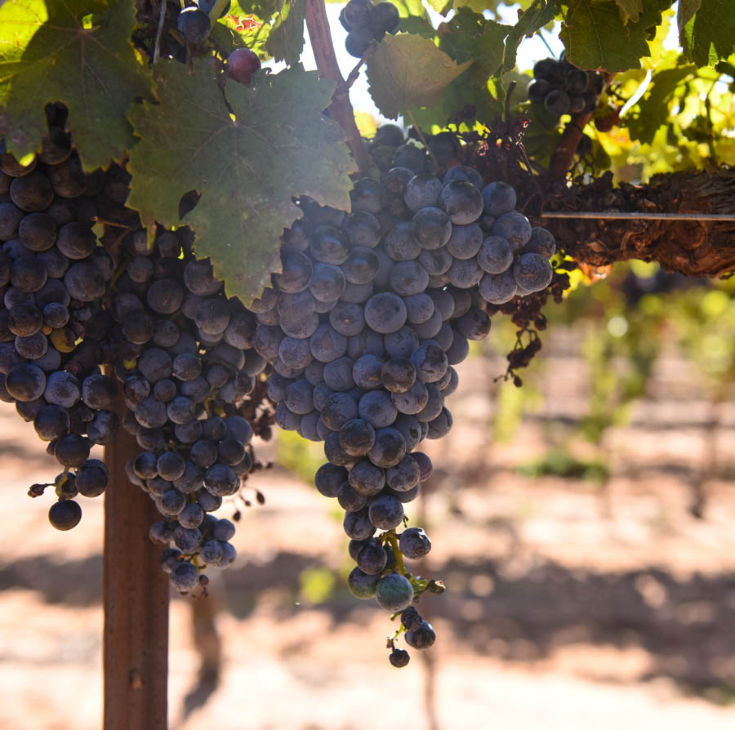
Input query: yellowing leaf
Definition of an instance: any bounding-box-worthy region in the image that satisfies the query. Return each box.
[128,62,355,303]
[354,111,378,138]
[366,34,472,119]
[0,0,150,170]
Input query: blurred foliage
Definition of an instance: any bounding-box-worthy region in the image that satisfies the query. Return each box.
[487,258,735,478]
[299,566,337,603]
[517,448,609,483]
[276,429,324,483]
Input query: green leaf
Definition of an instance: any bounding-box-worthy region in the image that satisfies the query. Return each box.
[398,16,436,37]
[677,0,701,36]
[614,0,643,23]
[366,34,472,119]
[389,0,429,18]
[265,0,306,65]
[128,62,355,302]
[440,8,509,78]
[626,65,695,144]
[502,0,559,72]
[409,73,503,130]
[681,0,735,66]
[453,0,505,13]
[560,0,664,71]
[408,8,509,129]
[0,0,150,170]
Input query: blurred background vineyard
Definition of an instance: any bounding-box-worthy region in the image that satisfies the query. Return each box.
[5,260,735,729]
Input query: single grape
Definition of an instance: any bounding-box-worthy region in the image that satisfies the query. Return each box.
[177,6,211,44]
[349,459,386,496]
[368,493,404,529]
[446,223,483,260]
[405,620,436,649]
[339,0,372,31]
[348,566,380,599]
[383,220,422,261]
[337,482,368,512]
[482,181,517,218]
[491,211,532,250]
[544,88,571,116]
[368,427,406,468]
[226,47,261,85]
[368,2,399,36]
[479,269,517,304]
[523,227,557,258]
[440,180,484,225]
[398,526,431,558]
[356,538,388,575]
[170,561,200,592]
[389,648,410,668]
[364,293,407,334]
[375,572,414,612]
[48,499,82,530]
[513,252,553,293]
[477,235,514,274]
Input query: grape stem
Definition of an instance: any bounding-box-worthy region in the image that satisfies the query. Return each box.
[344,55,368,91]
[548,111,593,180]
[304,0,371,174]
[405,109,439,169]
[152,0,166,64]
[383,531,406,575]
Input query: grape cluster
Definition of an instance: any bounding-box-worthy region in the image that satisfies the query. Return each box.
[112,230,265,593]
[255,126,556,664]
[0,104,266,593]
[2,99,557,654]
[339,0,400,58]
[528,56,605,117]
[146,2,260,86]
[0,103,119,531]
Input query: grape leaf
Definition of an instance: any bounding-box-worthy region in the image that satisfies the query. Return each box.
[366,34,472,119]
[265,0,305,65]
[681,0,735,66]
[127,61,355,302]
[677,0,701,37]
[409,73,503,130]
[439,8,508,79]
[390,0,430,18]
[0,0,150,170]
[560,0,660,71]
[614,0,643,23]
[399,16,436,37]
[626,65,695,144]
[452,0,505,14]
[502,0,559,72]
[407,8,508,128]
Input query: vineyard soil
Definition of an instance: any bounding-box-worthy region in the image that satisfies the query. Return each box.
[3,333,735,729]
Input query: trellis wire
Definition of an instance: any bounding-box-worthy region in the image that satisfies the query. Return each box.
[541,211,735,222]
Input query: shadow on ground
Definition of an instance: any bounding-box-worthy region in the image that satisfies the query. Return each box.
[4,548,735,699]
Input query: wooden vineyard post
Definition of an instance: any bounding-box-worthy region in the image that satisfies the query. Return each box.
[103,395,169,730]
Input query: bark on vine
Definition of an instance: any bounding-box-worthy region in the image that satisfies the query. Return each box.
[540,168,735,278]
[304,0,371,174]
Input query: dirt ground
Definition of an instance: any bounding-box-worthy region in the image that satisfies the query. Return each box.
[2,329,735,730]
